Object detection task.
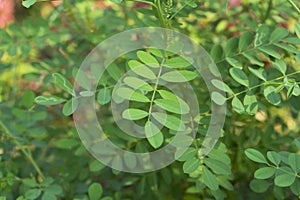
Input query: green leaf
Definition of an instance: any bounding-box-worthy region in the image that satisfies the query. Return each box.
[248,67,267,81]
[250,179,271,193]
[97,88,111,105]
[244,91,258,115]
[185,0,197,8]
[88,183,103,200]
[122,109,148,120]
[22,0,37,8]
[211,79,234,94]
[295,23,300,39]
[79,91,94,97]
[89,160,105,172]
[25,189,41,199]
[211,92,226,105]
[294,138,300,150]
[123,77,153,91]
[267,151,281,166]
[283,37,300,44]
[128,60,156,79]
[242,52,264,67]
[157,90,190,113]
[62,98,78,116]
[204,157,231,175]
[7,46,17,56]
[292,85,300,96]
[41,192,56,200]
[22,90,36,108]
[288,153,300,173]
[160,70,197,83]
[145,121,164,149]
[275,84,285,93]
[208,145,231,165]
[124,152,137,169]
[254,167,276,179]
[44,184,63,195]
[290,179,300,196]
[254,25,270,47]
[52,73,74,96]
[270,28,289,42]
[287,85,294,99]
[274,173,296,187]
[264,86,281,106]
[225,37,239,56]
[115,87,150,102]
[273,59,287,75]
[76,69,92,90]
[210,45,224,62]
[137,51,159,68]
[157,89,181,100]
[164,56,192,69]
[274,43,299,54]
[149,48,163,58]
[202,166,219,190]
[152,112,185,131]
[232,96,244,114]
[154,99,190,114]
[176,147,197,161]
[107,63,122,81]
[35,96,66,106]
[245,148,268,164]
[40,177,54,187]
[225,58,243,69]
[258,46,281,59]
[183,157,200,174]
[22,178,38,187]
[239,32,254,51]
[229,68,249,87]
[55,138,79,149]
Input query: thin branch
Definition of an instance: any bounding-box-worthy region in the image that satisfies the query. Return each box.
[0,120,45,180]
[287,0,300,15]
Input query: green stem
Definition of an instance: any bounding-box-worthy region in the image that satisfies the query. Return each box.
[216,43,274,65]
[287,0,300,15]
[0,120,45,180]
[155,0,167,28]
[267,163,300,178]
[148,58,166,119]
[226,70,300,100]
[127,0,157,8]
[121,0,129,28]
[263,0,273,23]
[169,0,196,20]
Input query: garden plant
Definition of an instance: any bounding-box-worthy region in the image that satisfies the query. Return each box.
[0,0,300,199]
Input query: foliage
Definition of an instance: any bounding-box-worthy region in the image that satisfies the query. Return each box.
[0,0,300,199]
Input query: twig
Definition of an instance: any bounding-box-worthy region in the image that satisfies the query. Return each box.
[0,120,45,180]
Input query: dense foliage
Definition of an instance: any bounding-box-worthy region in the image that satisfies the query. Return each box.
[0,0,300,199]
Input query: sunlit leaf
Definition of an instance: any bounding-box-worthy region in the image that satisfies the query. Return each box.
[137,51,159,68]
[145,121,164,149]
[35,96,66,106]
[115,87,150,102]
[245,148,268,164]
[161,70,197,82]
[122,109,148,120]
[52,73,74,96]
[229,68,249,87]
[243,92,258,115]
[128,60,157,79]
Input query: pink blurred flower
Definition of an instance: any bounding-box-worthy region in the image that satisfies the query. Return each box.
[228,0,242,9]
[0,0,14,28]
[51,0,63,7]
